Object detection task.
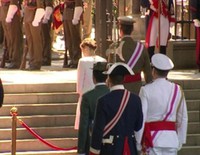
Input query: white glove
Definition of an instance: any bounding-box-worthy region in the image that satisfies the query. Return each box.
[32,8,45,27]
[193,19,200,27]
[42,6,53,23]
[72,6,83,25]
[6,5,18,23]
[178,143,182,151]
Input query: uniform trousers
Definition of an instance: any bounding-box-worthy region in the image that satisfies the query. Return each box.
[63,19,81,66]
[24,22,43,69]
[41,20,52,65]
[1,6,22,67]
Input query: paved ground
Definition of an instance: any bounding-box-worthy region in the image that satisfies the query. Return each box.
[0,59,200,85]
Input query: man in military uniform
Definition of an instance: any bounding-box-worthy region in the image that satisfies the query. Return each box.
[136,53,188,155]
[41,1,53,66]
[63,0,83,68]
[89,62,143,155]
[22,0,45,70]
[82,0,93,39]
[107,16,152,95]
[0,0,23,69]
[77,62,109,155]
[190,0,200,72]
[145,0,175,59]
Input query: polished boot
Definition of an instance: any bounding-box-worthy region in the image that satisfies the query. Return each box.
[160,46,167,55]
[148,46,155,61]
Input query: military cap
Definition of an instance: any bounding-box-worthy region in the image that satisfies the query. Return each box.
[103,62,134,76]
[151,53,174,70]
[118,16,135,25]
[92,62,107,71]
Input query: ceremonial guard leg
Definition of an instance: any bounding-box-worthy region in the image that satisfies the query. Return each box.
[41,2,53,66]
[1,0,23,69]
[62,0,83,68]
[22,0,45,70]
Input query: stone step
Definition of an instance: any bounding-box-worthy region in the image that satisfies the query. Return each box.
[172,79,200,90]
[188,111,199,122]
[186,100,200,111]
[0,126,78,140]
[0,138,78,152]
[3,83,76,93]
[0,103,77,116]
[0,115,75,128]
[178,146,200,155]
[4,92,78,104]
[187,122,200,134]
[184,89,200,100]
[184,134,200,146]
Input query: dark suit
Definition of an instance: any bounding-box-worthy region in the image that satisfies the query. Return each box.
[90,88,143,155]
[78,84,109,155]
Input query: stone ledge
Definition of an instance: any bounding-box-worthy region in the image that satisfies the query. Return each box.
[167,40,197,69]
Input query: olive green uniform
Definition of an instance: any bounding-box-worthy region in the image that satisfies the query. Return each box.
[0,0,23,68]
[109,36,152,94]
[23,0,44,70]
[63,0,82,67]
[41,0,53,66]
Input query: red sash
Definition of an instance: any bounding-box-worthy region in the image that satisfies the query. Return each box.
[142,84,179,151]
[123,73,141,83]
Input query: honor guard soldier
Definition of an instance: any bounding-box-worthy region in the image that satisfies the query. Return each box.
[89,62,143,155]
[1,0,23,69]
[136,53,188,155]
[107,16,152,94]
[77,62,109,155]
[145,0,175,59]
[23,0,45,70]
[190,0,200,72]
[41,0,53,66]
[62,0,83,68]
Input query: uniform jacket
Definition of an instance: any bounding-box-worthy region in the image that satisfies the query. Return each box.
[190,0,200,20]
[136,78,188,148]
[78,84,109,154]
[110,35,152,94]
[90,85,143,155]
[63,0,82,20]
[24,0,44,23]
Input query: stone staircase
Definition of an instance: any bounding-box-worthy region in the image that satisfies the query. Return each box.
[173,79,200,155]
[0,76,200,155]
[0,83,78,155]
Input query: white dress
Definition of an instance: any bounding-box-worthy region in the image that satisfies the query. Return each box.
[74,55,107,129]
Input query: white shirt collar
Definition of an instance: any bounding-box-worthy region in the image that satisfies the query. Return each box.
[110,85,125,91]
[95,83,106,86]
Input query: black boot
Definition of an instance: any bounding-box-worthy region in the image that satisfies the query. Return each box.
[148,46,155,61]
[63,51,68,68]
[160,46,167,55]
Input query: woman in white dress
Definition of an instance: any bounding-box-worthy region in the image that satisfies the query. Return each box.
[74,38,107,130]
